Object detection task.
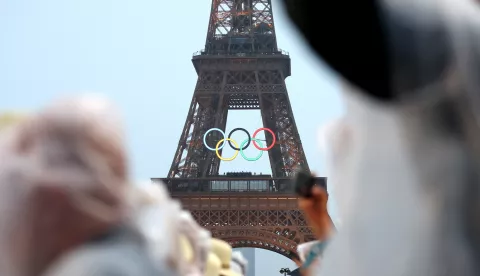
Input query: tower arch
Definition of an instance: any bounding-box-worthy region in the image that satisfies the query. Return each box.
[221,229,300,260]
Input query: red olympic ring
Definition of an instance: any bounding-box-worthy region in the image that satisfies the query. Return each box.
[252,128,276,151]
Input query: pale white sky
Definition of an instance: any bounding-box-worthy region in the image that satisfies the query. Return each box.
[0,0,344,274]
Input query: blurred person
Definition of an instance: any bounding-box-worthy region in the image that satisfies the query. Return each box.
[282,0,480,275]
[296,120,342,243]
[295,119,345,275]
[0,96,181,276]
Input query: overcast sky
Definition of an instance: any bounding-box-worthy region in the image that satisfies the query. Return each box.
[0,0,343,274]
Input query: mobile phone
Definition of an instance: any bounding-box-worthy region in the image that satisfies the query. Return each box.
[293,169,327,198]
[294,169,316,198]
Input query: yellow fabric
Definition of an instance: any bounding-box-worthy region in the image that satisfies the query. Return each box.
[220,269,241,276]
[179,235,194,263]
[210,239,231,266]
[0,112,26,132]
[204,252,222,276]
[210,239,240,276]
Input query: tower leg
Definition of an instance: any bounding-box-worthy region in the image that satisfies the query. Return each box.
[257,70,310,185]
[168,93,229,184]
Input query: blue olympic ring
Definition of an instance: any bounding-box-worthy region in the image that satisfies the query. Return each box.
[203,128,226,151]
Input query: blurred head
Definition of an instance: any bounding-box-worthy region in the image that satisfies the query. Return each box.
[0,95,129,276]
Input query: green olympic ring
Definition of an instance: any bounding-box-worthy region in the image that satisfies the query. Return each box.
[239,138,264,161]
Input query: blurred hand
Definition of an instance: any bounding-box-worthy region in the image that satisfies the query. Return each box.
[298,186,334,240]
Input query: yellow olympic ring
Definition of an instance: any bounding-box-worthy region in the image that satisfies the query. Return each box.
[215,138,239,161]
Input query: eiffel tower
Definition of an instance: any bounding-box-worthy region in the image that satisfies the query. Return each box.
[152,0,326,259]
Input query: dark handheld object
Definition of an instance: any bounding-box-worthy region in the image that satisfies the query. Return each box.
[294,170,326,198]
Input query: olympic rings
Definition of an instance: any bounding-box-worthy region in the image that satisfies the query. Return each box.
[228,128,251,151]
[203,127,277,161]
[253,128,276,151]
[215,138,239,161]
[203,127,276,161]
[240,138,264,161]
[203,128,226,151]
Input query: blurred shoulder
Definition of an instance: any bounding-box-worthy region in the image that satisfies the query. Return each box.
[43,230,178,276]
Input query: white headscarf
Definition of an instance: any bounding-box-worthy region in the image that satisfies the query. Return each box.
[0,95,128,276]
[319,117,354,223]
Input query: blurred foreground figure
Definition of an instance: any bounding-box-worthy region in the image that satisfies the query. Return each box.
[296,119,351,276]
[283,0,480,275]
[294,120,342,275]
[0,96,182,276]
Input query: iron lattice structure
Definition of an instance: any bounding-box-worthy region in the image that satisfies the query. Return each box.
[153,0,325,259]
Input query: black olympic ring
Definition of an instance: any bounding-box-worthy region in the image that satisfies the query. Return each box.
[228,128,251,151]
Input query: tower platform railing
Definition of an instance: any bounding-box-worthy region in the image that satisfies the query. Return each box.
[192,49,289,57]
[152,176,326,195]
